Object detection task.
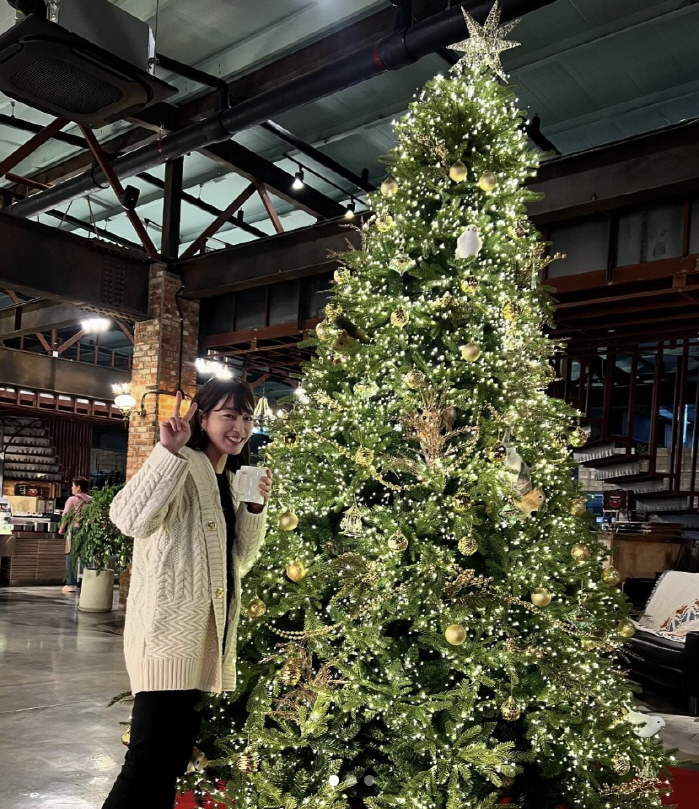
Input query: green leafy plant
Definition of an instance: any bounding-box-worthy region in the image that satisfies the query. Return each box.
[66,485,131,573]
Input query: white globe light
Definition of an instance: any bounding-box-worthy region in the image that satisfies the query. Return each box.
[364,775,375,786]
[114,394,136,410]
[328,775,340,787]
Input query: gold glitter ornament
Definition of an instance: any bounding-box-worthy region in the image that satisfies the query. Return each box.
[286,560,306,582]
[571,543,591,562]
[354,447,374,466]
[458,535,478,556]
[380,177,399,197]
[405,370,425,389]
[445,624,467,645]
[478,171,498,192]
[570,426,588,447]
[390,253,415,275]
[325,302,342,321]
[449,160,468,182]
[453,492,472,512]
[488,443,507,463]
[501,696,521,722]
[461,343,481,362]
[530,587,552,608]
[617,620,636,639]
[460,275,479,293]
[334,267,350,284]
[238,748,260,775]
[612,755,631,776]
[340,503,363,536]
[503,302,521,321]
[602,567,621,587]
[570,498,587,517]
[391,308,409,328]
[376,214,394,232]
[279,658,303,687]
[284,431,299,448]
[387,532,409,552]
[280,511,299,531]
[246,598,267,619]
[552,432,568,449]
[315,321,332,341]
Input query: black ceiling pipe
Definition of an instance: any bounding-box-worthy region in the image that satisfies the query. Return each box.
[7,0,558,219]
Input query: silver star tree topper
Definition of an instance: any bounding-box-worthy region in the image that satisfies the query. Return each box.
[448,2,520,82]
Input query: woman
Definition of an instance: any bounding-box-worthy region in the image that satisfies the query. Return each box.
[59,475,92,594]
[103,378,271,809]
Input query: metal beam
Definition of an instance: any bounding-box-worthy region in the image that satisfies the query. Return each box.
[0,211,151,319]
[161,157,184,260]
[0,301,87,340]
[177,213,368,299]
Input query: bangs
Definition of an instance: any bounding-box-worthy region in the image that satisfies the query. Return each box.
[215,389,255,415]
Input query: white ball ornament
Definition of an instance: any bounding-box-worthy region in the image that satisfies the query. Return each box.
[455,225,483,260]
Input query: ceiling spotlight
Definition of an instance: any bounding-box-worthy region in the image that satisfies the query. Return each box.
[344,201,356,219]
[81,317,111,333]
[292,170,305,190]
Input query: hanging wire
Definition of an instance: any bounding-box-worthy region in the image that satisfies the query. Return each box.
[57,199,74,230]
[153,0,161,53]
[85,195,99,239]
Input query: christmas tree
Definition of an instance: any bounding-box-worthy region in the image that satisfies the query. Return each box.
[187,6,673,808]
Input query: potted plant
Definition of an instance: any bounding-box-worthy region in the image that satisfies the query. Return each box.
[65,485,131,613]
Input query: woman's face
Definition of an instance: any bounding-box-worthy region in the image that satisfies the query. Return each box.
[71,483,80,496]
[200,397,254,456]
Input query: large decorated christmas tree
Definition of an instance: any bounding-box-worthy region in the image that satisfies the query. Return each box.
[186,6,673,808]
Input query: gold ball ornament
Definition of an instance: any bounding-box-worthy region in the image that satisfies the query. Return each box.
[333,267,350,284]
[458,535,478,556]
[501,696,521,722]
[570,498,588,517]
[552,432,568,449]
[602,567,621,587]
[531,587,552,608]
[246,598,267,619]
[279,659,303,687]
[571,543,592,562]
[461,343,482,362]
[121,727,130,746]
[279,511,299,531]
[570,426,588,448]
[376,214,394,233]
[405,370,425,389]
[387,532,409,552]
[391,308,410,328]
[238,748,260,775]
[286,560,306,582]
[315,320,332,341]
[449,160,468,182]
[460,275,479,293]
[478,171,498,192]
[380,177,399,197]
[612,755,631,776]
[488,444,508,463]
[503,302,522,321]
[445,624,467,645]
[354,447,374,466]
[617,620,636,638]
[453,492,472,512]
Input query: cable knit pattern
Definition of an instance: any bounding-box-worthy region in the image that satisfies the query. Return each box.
[110,442,267,694]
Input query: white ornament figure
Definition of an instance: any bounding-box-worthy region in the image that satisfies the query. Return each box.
[456,225,483,259]
[626,710,666,738]
[504,443,532,495]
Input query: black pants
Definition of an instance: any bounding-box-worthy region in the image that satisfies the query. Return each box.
[102,689,202,809]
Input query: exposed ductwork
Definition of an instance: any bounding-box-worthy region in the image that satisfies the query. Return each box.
[7,0,558,219]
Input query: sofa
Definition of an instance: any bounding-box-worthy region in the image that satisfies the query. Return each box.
[624,570,699,715]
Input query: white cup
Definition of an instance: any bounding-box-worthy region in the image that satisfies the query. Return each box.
[232,465,267,505]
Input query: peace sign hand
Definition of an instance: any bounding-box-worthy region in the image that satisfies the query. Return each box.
[160,392,198,456]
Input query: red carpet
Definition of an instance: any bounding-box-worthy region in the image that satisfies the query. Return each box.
[174,768,697,809]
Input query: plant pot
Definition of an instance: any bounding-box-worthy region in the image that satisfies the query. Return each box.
[78,568,115,613]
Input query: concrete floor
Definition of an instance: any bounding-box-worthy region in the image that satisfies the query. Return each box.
[0,587,130,809]
[0,587,698,809]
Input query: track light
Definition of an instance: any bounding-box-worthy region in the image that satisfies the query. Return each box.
[292,170,305,190]
[344,201,356,219]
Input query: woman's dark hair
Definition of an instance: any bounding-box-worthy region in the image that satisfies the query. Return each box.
[72,476,90,493]
[186,377,255,472]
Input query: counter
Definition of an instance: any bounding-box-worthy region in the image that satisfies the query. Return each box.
[0,530,65,586]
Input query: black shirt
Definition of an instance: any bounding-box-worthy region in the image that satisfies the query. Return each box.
[216,472,237,639]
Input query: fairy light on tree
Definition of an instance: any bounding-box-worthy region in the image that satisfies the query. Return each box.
[180,5,672,808]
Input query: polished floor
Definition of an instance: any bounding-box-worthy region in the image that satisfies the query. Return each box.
[0,587,130,809]
[0,587,697,809]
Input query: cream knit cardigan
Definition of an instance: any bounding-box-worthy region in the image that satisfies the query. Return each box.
[110,443,267,694]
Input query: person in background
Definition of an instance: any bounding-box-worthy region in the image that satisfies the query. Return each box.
[59,476,92,594]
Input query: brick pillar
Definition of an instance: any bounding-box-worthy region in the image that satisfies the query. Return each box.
[119,265,199,607]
